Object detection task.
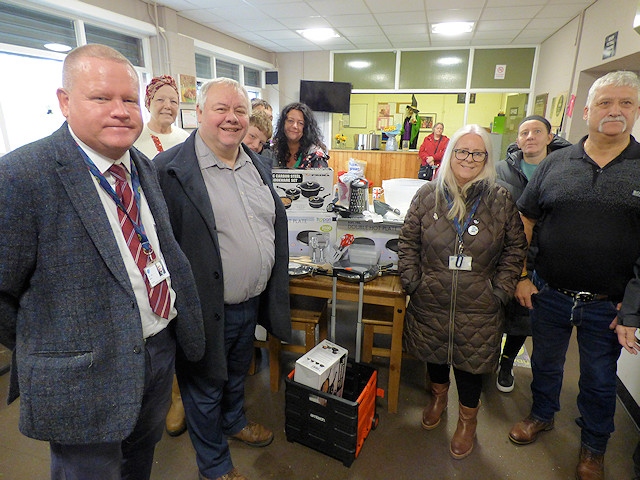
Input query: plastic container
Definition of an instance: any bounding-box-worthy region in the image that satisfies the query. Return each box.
[285,361,382,467]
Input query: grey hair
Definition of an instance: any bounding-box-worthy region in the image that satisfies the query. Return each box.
[585,71,640,108]
[197,77,250,111]
[436,124,496,221]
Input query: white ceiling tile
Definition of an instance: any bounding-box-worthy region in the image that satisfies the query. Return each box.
[157,0,595,52]
[306,0,370,16]
[426,9,483,23]
[481,6,544,21]
[337,26,385,37]
[477,19,530,32]
[277,17,332,29]
[374,11,426,26]
[382,24,428,35]
[364,0,426,13]
[325,14,379,28]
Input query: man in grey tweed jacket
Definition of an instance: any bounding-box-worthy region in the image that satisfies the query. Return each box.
[0,44,204,480]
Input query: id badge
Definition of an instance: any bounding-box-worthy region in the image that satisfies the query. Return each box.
[144,258,170,287]
[449,255,472,271]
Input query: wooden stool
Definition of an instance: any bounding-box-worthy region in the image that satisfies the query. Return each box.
[361,304,395,363]
[254,303,328,392]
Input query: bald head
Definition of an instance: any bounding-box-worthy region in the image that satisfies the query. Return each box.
[62,44,137,92]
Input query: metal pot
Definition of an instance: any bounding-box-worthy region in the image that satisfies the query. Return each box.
[354,133,382,150]
[308,193,331,209]
[298,181,324,198]
[277,185,300,200]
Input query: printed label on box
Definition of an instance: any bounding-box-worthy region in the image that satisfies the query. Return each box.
[273,168,335,213]
[287,213,337,256]
[295,339,348,397]
[336,218,402,264]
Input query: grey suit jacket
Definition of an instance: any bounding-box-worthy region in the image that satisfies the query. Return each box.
[156,131,291,380]
[0,124,204,444]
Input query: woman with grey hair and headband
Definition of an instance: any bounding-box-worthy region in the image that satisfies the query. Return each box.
[134,75,190,158]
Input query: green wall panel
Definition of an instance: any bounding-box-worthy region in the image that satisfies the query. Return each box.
[400,50,469,89]
[334,52,396,89]
[471,48,535,89]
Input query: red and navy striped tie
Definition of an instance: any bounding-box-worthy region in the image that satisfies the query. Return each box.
[109,163,170,319]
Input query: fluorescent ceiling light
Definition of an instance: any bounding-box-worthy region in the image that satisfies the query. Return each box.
[296,28,340,41]
[44,43,72,52]
[348,60,371,69]
[431,22,474,36]
[437,57,463,66]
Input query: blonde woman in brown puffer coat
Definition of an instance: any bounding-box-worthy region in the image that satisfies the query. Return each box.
[398,124,527,460]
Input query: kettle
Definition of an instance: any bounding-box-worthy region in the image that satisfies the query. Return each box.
[349,178,369,214]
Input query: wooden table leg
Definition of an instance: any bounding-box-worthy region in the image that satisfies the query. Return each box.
[387,297,406,414]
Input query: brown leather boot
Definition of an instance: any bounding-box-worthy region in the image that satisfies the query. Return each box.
[450,402,479,460]
[165,375,187,437]
[576,446,604,480]
[421,382,450,430]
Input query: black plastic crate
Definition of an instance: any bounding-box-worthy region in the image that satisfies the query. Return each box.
[285,361,380,467]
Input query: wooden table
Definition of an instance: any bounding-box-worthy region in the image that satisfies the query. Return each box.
[289,273,406,413]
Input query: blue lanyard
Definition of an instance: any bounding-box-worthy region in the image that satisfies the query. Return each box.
[77,146,154,255]
[444,189,482,250]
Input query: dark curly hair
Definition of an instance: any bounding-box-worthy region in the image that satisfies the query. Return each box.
[273,102,326,168]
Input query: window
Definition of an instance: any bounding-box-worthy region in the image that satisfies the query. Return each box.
[85,23,143,67]
[215,59,239,81]
[244,66,260,88]
[195,53,212,79]
[0,3,76,52]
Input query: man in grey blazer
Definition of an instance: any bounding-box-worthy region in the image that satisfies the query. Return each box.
[0,44,204,480]
[155,78,291,480]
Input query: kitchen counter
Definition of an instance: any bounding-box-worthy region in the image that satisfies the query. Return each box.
[328,148,421,188]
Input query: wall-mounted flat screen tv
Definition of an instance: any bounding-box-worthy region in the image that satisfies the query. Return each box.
[299,80,352,114]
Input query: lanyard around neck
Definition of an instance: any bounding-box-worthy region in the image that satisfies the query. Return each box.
[444,189,482,247]
[78,146,153,254]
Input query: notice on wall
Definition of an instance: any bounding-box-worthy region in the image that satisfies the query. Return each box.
[494,64,506,80]
[603,32,618,60]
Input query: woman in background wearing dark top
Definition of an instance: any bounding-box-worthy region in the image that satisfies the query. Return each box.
[418,122,449,180]
[273,102,329,169]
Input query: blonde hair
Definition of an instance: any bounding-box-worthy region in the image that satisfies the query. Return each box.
[436,124,496,221]
[250,109,273,139]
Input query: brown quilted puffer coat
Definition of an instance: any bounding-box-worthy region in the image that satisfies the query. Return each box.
[398,180,526,374]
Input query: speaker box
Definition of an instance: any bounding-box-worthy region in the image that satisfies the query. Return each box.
[265,71,279,85]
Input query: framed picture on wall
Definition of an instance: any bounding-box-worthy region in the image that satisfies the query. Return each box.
[181,109,198,129]
[419,114,436,131]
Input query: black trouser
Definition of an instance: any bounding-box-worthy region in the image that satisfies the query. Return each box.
[502,334,527,360]
[427,362,482,408]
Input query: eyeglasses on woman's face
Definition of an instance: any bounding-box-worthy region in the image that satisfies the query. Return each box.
[453,149,488,163]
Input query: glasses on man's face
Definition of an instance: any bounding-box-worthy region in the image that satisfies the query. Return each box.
[453,149,488,163]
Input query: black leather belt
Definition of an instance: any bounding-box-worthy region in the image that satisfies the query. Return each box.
[551,286,609,302]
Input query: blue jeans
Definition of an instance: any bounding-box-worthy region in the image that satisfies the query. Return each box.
[529,277,621,454]
[179,297,259,479]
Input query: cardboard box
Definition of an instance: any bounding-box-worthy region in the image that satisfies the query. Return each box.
[273,168,335,213]
[294,339,348,397]
[287,212,337,256]
[336,217,402,265]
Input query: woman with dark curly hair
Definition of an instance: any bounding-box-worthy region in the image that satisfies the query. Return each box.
[273,102,329,169]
